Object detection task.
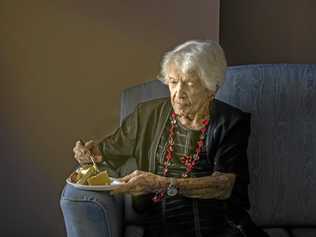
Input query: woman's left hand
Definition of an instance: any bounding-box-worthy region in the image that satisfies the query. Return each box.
[110,170,166,196]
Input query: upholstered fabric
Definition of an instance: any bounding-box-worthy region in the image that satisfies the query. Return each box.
[220,64,316,226]
[263,228,290,237]
[120,64,316,229]
[290,228,316,237]
[120,80,169,125]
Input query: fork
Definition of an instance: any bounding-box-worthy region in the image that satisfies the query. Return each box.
[79,140,100,173]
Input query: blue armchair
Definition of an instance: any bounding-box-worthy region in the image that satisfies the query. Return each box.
[60,64,316,237]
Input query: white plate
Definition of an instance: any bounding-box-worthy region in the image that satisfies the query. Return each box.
[66,177,124,191]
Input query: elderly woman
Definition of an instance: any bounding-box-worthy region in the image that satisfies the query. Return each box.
[72,40,268,237]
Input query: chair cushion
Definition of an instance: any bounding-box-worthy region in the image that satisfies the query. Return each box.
[290,228,316,237]
[205,64,316,226]
[124,225,144,237]
[263,228,290,237]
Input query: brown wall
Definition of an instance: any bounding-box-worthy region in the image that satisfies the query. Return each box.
[220,0,316,65]
[4,0,316,236]
[0,1,219,236]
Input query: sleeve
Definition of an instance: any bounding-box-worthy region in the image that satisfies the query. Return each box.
[213,112,251,176]
[97,105,139,172]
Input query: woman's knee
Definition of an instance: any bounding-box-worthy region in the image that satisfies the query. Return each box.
[60,184,125,237]
[60,183,124,210]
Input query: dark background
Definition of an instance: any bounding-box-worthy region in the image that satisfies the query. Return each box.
[1,0,316,236]
[220,0,316,65]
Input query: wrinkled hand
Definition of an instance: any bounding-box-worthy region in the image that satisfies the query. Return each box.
[110,170,166,196]
[73,140,102,165]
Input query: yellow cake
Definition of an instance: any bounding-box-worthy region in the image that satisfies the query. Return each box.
[76,166,97,185]
[87,170,112,185]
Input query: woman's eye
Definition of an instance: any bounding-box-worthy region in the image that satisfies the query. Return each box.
[169,79,177,84]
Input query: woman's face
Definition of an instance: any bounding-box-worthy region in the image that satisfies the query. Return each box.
[166,64,214,118]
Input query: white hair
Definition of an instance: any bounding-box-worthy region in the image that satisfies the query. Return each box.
[158,40,227,92]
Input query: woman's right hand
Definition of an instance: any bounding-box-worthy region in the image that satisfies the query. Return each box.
[73,140,103,165]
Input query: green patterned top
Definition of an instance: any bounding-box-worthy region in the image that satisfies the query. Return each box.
[155,116,213,178]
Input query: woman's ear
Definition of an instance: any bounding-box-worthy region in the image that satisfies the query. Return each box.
[204,87,215,101]
[208,91,215,100]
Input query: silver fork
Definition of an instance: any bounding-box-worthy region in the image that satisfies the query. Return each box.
[79,140,100,173]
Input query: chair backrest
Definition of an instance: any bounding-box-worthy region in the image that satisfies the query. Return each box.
[120,64,316,227]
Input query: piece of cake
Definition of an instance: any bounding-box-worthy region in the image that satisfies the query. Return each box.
[87,170,112,185]
[76,166,97,185]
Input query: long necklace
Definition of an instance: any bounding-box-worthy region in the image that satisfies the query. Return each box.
[152,111,209,203]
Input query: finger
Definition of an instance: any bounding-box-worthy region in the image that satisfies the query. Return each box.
[73,140,85,153]
[120,170,145,182]
[73,148,84,156]
[111,176,148,195]
[73,144,83,154]
[76,156,90,165]
[130,191,146,196]
[85,140,95,149]
[126,175,144,184]
[123,176,147,193]
[119,174,142,186]
[73,149,86,160]
[115,176,144,193]
[122,170,140,181]
[75,140,93,153]
[118,170,139,182]
[110,183,130,194]
[76,140,84,147]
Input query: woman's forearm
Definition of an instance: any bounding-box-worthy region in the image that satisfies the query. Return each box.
[158,172,235,199]
[179,186,230,199]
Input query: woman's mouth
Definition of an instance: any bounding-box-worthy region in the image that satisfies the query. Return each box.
[175,99,189,105]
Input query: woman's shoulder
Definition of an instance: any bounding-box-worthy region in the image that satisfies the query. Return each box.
[135,97,171,113]
[210,100,252,156]
[213,99,251,121]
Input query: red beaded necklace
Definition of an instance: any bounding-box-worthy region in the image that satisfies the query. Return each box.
[152,111,209,203]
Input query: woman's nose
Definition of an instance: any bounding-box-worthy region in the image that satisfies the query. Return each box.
[176,81,185,94]
[175,83,188,100]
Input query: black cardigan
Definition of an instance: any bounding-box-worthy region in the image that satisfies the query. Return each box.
[98,97,252,211]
